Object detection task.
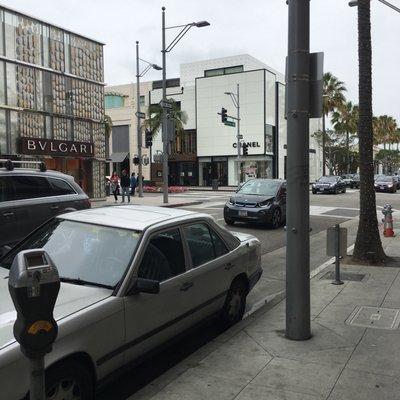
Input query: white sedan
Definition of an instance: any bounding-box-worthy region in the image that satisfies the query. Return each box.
[0,205,262,399]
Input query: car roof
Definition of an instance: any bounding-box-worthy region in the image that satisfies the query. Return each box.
[59,205,206,231]
[0,168,74,180]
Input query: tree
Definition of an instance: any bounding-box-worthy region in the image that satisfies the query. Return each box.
[374,115,397,150]
[375,149,400,174]
[323,72,347,174]
[144,100,188,138]
[331,101,359,173]
[352,0,386,264]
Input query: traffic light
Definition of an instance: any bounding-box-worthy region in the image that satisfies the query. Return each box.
[145,130,153,148]
[242,143,249,156]
[221,107,227,123]
[133,156,140,165]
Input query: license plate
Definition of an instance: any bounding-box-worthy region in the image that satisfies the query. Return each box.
[238,210,248,217]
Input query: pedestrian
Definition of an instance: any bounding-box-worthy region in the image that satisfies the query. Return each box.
[120,169,131,203]
[110,171,119,203]
[130,172,137,197]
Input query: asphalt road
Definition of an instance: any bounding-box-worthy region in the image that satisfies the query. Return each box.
[98,187,400,400]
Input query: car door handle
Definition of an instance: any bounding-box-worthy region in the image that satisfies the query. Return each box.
[180,282,194,291]
[50,205,59,210]
[225,262,234,270]
[2,211,14,217]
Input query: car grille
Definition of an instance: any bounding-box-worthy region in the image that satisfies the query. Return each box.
[235,202,257,208]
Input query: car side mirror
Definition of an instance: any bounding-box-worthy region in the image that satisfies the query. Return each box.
[128,278,160,295]
[0,245,11,257]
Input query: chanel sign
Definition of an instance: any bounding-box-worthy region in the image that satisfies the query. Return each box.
[21,138,94,158]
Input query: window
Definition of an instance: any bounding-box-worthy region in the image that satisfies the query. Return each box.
[204,65,244,77]
[184,223,215,267]
[11,176,53,200]
[0,110,6,155]
[209,228,228,258]
[105,95,124,109]
[47,178,76,196]
[139,95,145,107]
[137,228,186,282]
[0,176,14,202]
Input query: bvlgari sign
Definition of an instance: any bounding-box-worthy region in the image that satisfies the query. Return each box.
[21,138,94,158]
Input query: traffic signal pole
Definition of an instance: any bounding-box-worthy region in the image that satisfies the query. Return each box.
[236,84,241,187]
[285,0,311,341]
[135,41,144,198]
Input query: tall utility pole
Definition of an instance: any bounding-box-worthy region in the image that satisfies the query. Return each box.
[285,0,311,341]
[135,41,143,198]
[161,6,168,204]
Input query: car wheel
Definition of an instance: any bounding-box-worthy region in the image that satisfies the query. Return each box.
[334,187,339,195]
[271,208,282,229]
[224,217,235,226]
[312,189,317,194]
[219,278,248,328]
[46,361,94,400]
[342,187,346,193]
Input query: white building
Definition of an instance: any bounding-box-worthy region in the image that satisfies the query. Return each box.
[106,54,322,186]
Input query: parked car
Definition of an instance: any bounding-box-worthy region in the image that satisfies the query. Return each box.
[352,173,360,189]
[0,206,262,399]
[0,159,90,253]
[392,175,400,189]
[224,178,286,229]
[375,175,397,193]
[341,174,356,188]
[312,176,347,194]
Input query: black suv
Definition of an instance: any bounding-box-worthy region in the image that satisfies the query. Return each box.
[0,159,90,252]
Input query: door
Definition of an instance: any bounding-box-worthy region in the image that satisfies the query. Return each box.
[123,227,194,363]
[181,222,233,324]
[46,177,82,212]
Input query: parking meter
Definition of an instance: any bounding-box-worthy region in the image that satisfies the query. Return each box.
[8,249,60,358]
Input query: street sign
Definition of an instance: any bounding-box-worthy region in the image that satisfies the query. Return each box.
[238,134,243,139]
[135,111,146,119]
[159,100,173,110]
[224,120,236,127]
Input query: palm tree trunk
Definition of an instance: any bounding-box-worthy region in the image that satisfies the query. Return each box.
[322,114,326,175]
[353,0,386,264]
[346,131,350,174]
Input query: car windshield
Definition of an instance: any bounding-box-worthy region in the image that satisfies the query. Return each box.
[376,176,393,182]
[238,180,281,196]
[318,176,337,183]
[0,219,141,288]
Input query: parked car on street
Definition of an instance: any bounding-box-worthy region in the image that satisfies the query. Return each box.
[352,173,360,189]
[223,178,286,229]
[0,159,90,254]
[312,176,347,194]
[375,175,397,193]
[392,175,400,189]
[0,205,262,400]
[341,174,356,188]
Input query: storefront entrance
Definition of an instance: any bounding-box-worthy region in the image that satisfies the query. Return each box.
[201,159,228,187]
[168,161,198,186]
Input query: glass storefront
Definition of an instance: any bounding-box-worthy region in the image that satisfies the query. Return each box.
[231,156,274,185]
[199,158,228,186]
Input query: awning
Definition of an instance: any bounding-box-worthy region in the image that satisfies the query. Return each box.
[108,152,128,163]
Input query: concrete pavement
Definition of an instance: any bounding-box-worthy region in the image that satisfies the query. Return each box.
[125,216,400,400]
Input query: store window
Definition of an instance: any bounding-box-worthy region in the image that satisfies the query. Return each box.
[0,61,4,105]
[238,157,273,183]
[0,110,6,155]
[105,95,124,109]
[6,63,17,107]
[42,25,50,68]
[10,111,19,154]
[204,65,243,77]
[265,124,274,154]
[4,11,16,59]
[0,11,4,56]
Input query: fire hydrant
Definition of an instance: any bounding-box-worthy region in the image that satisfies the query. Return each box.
[382,204,395,237]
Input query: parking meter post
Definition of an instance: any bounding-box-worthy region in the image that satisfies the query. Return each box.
[29,357,45,400]
[332,224,344,285]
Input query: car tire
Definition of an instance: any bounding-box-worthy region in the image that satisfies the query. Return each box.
[334,187,339,195]
[342,187,346,193]
[219,278,248,328]
[312,189,317,194]
[46,360,94,400]
[271,208,282,229]
[224,217,235,226]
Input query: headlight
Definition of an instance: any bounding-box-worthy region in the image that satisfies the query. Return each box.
[257,200,271,208]
[388,184,393,187]
[227,198,235,206]
[330,183,336,187]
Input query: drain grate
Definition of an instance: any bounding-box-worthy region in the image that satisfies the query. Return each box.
[346,306,400,330]
[322,208,359,217]
[320,271,366,282]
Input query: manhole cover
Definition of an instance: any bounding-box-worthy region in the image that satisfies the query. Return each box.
[346,306,400,330]
[322,208,359,217]
[320,271,366,282]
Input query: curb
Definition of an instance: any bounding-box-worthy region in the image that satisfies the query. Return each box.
[162,201,203,208]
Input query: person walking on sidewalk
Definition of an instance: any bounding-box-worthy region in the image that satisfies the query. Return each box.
[110,172,119,203]
[130,172,137,197]
[120,169,131,203]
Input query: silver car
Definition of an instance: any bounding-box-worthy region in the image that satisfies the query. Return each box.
[0,205,262,399]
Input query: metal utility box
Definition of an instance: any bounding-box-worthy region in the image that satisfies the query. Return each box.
[327,226,348,257]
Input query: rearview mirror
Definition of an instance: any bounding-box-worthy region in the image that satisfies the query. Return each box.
[129,278,160,295]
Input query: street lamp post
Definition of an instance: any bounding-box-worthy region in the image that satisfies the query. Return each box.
[135,41,162,198]
[225,85,241,187]
[161,6,210,203]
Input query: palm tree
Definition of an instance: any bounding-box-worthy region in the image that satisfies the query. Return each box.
[352,0,386,264]
[323,72,347,174]
[331,101,359,173]
[144,100,188,138]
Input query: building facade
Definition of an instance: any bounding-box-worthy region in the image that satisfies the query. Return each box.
[107,54,322,187]
[0,5,106,198]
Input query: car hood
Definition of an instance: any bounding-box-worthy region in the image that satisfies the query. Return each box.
[232,194,275,204]
[314,181,335,186]
[0,268,112,350]
[375,181,391,185]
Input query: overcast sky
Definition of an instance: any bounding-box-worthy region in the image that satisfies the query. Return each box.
[4,0,400,121]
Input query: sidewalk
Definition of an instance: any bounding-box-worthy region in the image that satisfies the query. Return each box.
[127,218,400,400]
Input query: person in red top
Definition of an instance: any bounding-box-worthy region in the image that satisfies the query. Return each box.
[110,172,119,203]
